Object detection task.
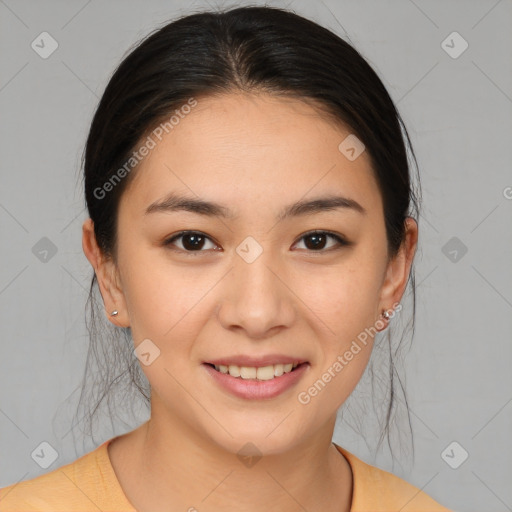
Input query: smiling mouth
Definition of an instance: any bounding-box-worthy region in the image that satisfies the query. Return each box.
[205,362,307,381]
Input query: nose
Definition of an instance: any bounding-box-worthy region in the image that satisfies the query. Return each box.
[216,247,296,339]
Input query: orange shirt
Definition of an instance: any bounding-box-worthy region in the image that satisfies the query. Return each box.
[0,439,453,511]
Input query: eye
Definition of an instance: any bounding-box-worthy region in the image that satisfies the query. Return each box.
[163,229,350,255]
[292,230,350,252]
[163,231,220,253]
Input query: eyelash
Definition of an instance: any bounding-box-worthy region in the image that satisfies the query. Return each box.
[163,230,350,256]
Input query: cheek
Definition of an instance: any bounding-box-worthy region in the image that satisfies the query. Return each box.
[293,248,385,400]
[295,254,384,337]
[117,242,209,342]
[296,263,380,410]
[118,253,213,396]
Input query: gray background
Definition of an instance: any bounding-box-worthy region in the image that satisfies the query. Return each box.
[1,1,511,511]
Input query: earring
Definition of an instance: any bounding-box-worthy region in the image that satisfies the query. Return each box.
[110,310,119,317]
[381,309,390,320]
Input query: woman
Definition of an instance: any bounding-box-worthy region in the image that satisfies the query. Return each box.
[0,6,453,511]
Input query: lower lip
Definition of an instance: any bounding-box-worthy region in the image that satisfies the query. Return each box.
[203,363,309,400]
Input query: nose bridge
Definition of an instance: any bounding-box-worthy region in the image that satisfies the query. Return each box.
[236,243,278,297]
[217,237,295,336]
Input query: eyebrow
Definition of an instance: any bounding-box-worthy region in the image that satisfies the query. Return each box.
[144,192,366,220]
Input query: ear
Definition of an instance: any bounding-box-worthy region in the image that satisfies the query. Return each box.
[82,218,130,327]
[377,217,418,329]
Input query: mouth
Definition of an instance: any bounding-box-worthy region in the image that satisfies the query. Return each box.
[204,361,308,381]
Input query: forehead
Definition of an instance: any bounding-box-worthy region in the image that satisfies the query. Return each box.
[120,92,382,218]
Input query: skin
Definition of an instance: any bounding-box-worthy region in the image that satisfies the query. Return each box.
[82,91,418,512]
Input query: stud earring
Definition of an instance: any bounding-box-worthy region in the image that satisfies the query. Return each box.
[110,310,119,317]
[381,309,390,320]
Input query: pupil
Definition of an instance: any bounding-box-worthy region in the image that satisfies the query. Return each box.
[183,234,204,250]
[306,233,326,250]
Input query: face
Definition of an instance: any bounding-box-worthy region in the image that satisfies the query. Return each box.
[84,92,416,456]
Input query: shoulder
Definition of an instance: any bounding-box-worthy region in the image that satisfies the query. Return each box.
[335,444,455,512]
[0,439,134,512]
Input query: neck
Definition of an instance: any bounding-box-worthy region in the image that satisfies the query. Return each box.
[109,416,352,512]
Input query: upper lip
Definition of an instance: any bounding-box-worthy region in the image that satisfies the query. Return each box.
[205,355,308,367]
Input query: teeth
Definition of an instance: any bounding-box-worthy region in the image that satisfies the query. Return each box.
[240,366,257,379]
[256,366,274,381]
[213,362,301,380]
[226,364,238,377]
